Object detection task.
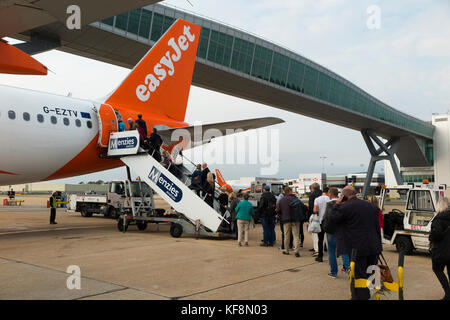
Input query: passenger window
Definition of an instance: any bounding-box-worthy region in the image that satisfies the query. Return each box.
[23,112,30,121]
[75,119,81,127]
[63,117,70,126]
[87,120,92,129]
[8,110,16,120]
[51,116,57,124]
[37,114,44,123]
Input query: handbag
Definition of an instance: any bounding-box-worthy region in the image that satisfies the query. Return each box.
[377,252,394,283]
[308,214,321,233]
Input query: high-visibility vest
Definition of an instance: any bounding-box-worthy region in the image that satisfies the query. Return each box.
[51,196,57,209]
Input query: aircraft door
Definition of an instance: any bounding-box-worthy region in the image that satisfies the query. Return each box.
[96,104,118,148]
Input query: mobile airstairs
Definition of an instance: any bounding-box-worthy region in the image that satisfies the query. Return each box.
[105,131,235,239]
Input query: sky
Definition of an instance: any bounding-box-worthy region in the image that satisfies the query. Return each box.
[1,0,449,184]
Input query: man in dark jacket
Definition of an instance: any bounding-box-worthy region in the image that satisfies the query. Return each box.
[135,114,148,137]
[429,201,450,300]
[327,186,382,300]
[201,163,210,190]
[148,128,163,161]
[278,187,301,257]
[258,185,277,247]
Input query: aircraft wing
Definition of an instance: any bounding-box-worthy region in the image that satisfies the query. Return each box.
[0,0,161,38]
[158,117,284,150]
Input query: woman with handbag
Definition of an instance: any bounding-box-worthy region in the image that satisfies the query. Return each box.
[429,197,450,300]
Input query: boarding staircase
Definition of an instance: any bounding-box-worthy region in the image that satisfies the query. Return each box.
[106,131,229,232]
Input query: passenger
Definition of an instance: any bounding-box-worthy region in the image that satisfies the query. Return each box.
[258,185,277,247]
[229,192,240,236]
[135,114,147,137]
[127,118,134,130]
[429,197,450,300]
[313,186,330,262]
[278,187,301,257]
[368,195,384,235]
[321,187,343,278]
[276,187,293,251]
[218,186,229,216]
[188,164,202,196]
[118,116,126,132]
[204,172,215,208]
[201,163,210,188]
[135,122,147,149]
[327,186,382,300]
[148,128,163,162]
[308,183,322,255]
[173,148,184,180]
[235,193,255,247]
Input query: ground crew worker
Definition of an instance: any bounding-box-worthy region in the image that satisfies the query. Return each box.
[49,191,58,225]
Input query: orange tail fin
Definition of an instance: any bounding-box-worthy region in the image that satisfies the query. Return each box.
[215,169,233,193]
[105,19,201,122]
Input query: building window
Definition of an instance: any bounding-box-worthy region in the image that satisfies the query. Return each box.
[23,112,30,121]
[87,120,92,129]
[75,119,81,127]
[37,114,44,123]
[51,116,57,124]
[63,117,70,126]
[8,110,16,120]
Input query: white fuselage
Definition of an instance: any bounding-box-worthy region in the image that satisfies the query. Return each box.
[0,85,100,185]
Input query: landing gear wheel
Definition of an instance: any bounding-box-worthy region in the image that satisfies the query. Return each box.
[81,207,92,217]
[137,221,148,231]
[117,219,128,232]
[170,223,183,238]
[396,236,414,255]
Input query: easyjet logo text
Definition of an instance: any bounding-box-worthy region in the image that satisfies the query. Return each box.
[136,25,196,102]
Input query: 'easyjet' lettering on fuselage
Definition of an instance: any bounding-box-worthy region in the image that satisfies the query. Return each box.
[136,25,196,102]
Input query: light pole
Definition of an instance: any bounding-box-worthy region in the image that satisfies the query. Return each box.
[320,156,327,173]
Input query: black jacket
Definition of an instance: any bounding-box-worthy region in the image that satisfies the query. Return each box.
[328,197,382,257]
[321,199,338,234]
[201,167,211,186]
[257,192,277,218]
[308,190,322,218]
[278,194,299,223]
[149,132,162,149]
[136,119,147,136]
[429,210,450,263]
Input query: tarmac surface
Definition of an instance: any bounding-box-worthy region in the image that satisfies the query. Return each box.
[0,195,445,300]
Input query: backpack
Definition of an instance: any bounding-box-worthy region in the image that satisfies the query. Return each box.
[321,200,337,234]
[266,195,276,217]
[289,198,307,222]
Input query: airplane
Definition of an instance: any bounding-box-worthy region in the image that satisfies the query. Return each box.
[215,169,250,194]
[0,19,284,186]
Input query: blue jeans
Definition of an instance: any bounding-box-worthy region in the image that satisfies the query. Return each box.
[261,216,276,245]
[327,233,338,276]
[341,254,350,270]
[232,220,238,235]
